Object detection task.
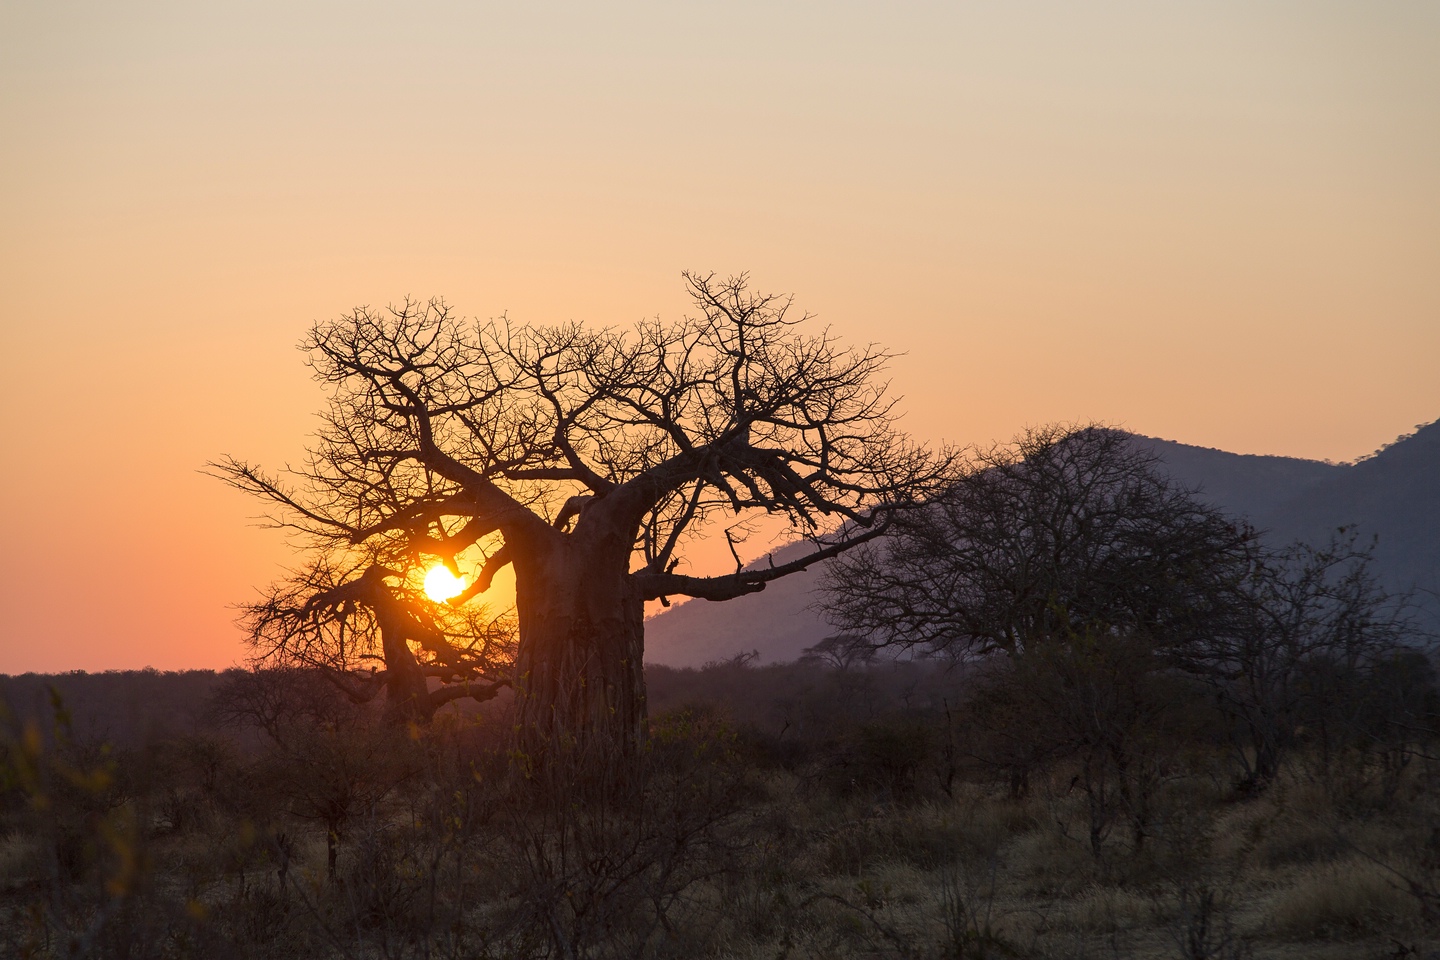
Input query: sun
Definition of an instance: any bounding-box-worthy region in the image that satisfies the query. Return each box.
[422,565,466,603]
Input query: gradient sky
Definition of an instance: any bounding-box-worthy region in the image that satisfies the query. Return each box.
[2,1,1437,673]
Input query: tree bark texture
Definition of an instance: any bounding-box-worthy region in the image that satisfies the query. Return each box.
[511,523,648,767]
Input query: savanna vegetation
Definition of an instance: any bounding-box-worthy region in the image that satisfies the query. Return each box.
[2,281,1436,957]
[2,643,1437,959]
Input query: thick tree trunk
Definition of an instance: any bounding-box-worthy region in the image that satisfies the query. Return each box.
[511,531,648,771]
[378,616,435,725]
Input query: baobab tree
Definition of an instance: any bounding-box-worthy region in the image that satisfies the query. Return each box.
[214,273,951,758]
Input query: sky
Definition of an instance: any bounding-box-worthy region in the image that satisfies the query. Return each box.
[2,1,1437,673]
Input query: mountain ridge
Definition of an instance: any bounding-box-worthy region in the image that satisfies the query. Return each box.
[644,422,1439,667]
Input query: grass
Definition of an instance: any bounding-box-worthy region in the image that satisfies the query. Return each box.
[683,762,1440,959]
[1269,857,1421,938]
[3,691,1439,959]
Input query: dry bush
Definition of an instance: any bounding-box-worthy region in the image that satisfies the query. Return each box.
[1160,882,1251,960]
[445,708,756,960]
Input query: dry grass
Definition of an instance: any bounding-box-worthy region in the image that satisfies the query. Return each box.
[1268,856,1421,938]
[698,761,1440,960]
[0,830,38,885]
[1053,884,1156,933]
[8,776,1438,960]
[5,699,1439,960]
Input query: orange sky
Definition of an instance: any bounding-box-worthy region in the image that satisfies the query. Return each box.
[2,2,1437,674]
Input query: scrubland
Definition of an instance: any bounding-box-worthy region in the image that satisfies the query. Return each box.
[1,660,1436,959]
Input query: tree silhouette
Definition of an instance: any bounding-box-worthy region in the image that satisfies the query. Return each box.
[821,424,1256,662]
[821,425,1260,825]
[233,559,516,725]
[1211,529,1423,790]
[213,273,950,758]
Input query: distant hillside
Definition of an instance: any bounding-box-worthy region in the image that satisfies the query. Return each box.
[1127,437,1340,518]
[1259,420,1440,626]
[643,540,831,668]
[645,422,1439,666]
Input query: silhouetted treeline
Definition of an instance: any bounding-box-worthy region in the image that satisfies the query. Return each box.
[0,669,227,747]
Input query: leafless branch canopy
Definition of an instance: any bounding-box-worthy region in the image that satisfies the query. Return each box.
[822,425,1258,659]
[213,272,951,602]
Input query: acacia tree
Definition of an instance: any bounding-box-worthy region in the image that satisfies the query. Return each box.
[822,425,1258,660]
[215,273,949,757]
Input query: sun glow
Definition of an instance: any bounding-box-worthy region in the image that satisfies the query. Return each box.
[423,565,466,603]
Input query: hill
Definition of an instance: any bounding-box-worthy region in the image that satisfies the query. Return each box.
[1259,420,1440,626]
[1126,437,1339,518]
[643,539,832,668]
[644,422,1439,666]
